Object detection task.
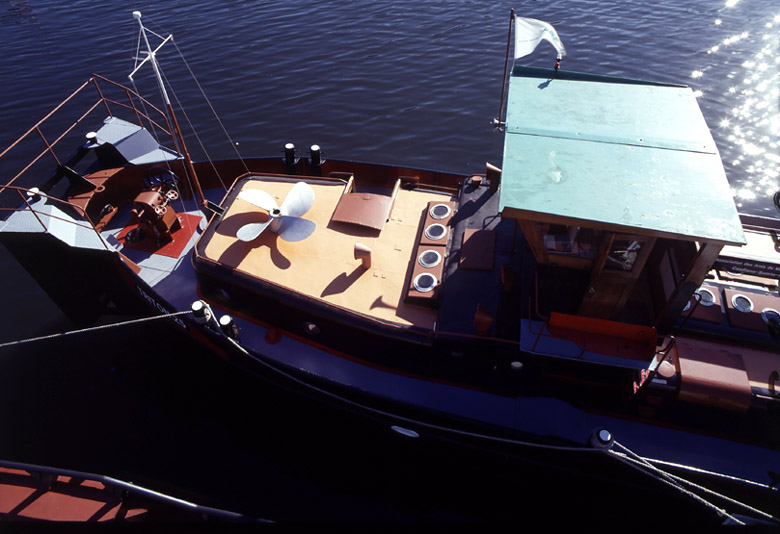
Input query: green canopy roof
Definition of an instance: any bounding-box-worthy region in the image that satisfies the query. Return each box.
[499,66,746,246]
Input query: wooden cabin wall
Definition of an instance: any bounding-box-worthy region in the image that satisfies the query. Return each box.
[645,238,698,325]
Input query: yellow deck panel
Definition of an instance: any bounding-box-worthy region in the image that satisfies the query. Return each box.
[203,178,454,328]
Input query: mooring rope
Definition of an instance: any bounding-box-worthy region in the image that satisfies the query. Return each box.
[215,309,777,525]
[0,310,191,350]
[610,442,778,525]
[3,295,774,524]
[221,332,616,454]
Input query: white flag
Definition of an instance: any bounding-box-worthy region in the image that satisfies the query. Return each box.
[514,16,566,60]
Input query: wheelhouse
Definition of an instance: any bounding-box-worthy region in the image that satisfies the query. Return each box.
[499,66,746,333]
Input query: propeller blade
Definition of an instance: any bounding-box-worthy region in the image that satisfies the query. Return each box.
[236,219,272,242]
[280,181,314,218]
[276,216,316,242]
[239,189,278,212]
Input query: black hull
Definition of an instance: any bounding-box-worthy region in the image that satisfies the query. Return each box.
[2,230,777,524]
[195,257,638,408]
[189,316,778,526]
[1,233,149,325]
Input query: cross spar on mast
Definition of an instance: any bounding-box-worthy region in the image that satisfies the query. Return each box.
[131,11,206,209]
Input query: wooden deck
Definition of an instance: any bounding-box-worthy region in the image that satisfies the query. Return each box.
[202,177,455,328]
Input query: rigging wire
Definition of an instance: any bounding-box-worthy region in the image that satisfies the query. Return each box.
[127,76,191,217]
[126,12,259,215]
[128,26,172,153]
[170,37,251,177]
[129,22,198,217]
[158,64,230,195]
[142,14,249,183]
[149,62,202,214]
[128,16,215,216]
[135,23,168,45]
[131,18,143,74]
[144,14,249,179]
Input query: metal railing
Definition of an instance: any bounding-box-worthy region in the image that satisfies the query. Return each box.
[0,186,111,250]
[0,74,171,190]
[0,75,173,240]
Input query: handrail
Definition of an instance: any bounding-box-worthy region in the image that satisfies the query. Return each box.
[429,329,521,347]
[0,78,93,160]
[0,185,111,251]
[0,458,266,522]
[90,74,170,126]
[1,75,172,190]
[14,188,47,232]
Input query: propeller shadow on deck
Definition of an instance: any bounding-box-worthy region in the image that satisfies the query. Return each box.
[216,233,292,271]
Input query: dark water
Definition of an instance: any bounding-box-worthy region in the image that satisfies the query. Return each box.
[0,0,778,523]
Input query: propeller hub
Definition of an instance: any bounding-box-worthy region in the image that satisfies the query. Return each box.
[236,181,317,242]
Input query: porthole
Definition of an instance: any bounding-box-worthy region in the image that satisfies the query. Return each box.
[424,223,447,241]
[684,287,716,312]
[418,249,442,268]
[413,273,437,293]
[429,203,451,220]
[695,288,716,307]
[761,308,780,325]
[731,293,754,313]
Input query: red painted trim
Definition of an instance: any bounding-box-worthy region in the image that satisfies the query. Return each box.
[195,287,512,398]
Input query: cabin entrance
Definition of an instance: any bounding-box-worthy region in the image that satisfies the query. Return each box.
[515,214,738,334]
[520,221,663,325]
[577,234,656,320]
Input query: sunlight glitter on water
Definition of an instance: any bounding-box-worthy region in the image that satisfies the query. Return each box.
[708,12,780,210]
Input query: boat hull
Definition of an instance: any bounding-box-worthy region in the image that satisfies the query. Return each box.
[1,233,149,325]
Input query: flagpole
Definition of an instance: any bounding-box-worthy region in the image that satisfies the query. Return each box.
[493,8,515,130]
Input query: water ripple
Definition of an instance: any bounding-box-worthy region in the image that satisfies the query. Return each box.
[0,0,777,209]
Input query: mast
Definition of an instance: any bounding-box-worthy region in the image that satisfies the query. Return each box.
[493,8,515,131]
[131,11,206,208]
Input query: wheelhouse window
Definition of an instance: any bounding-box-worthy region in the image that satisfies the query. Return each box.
[535,223,599,261]
[604,238,644,272]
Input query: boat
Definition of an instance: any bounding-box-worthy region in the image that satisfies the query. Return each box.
[1,10,779,526]
[0,458,267,522]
